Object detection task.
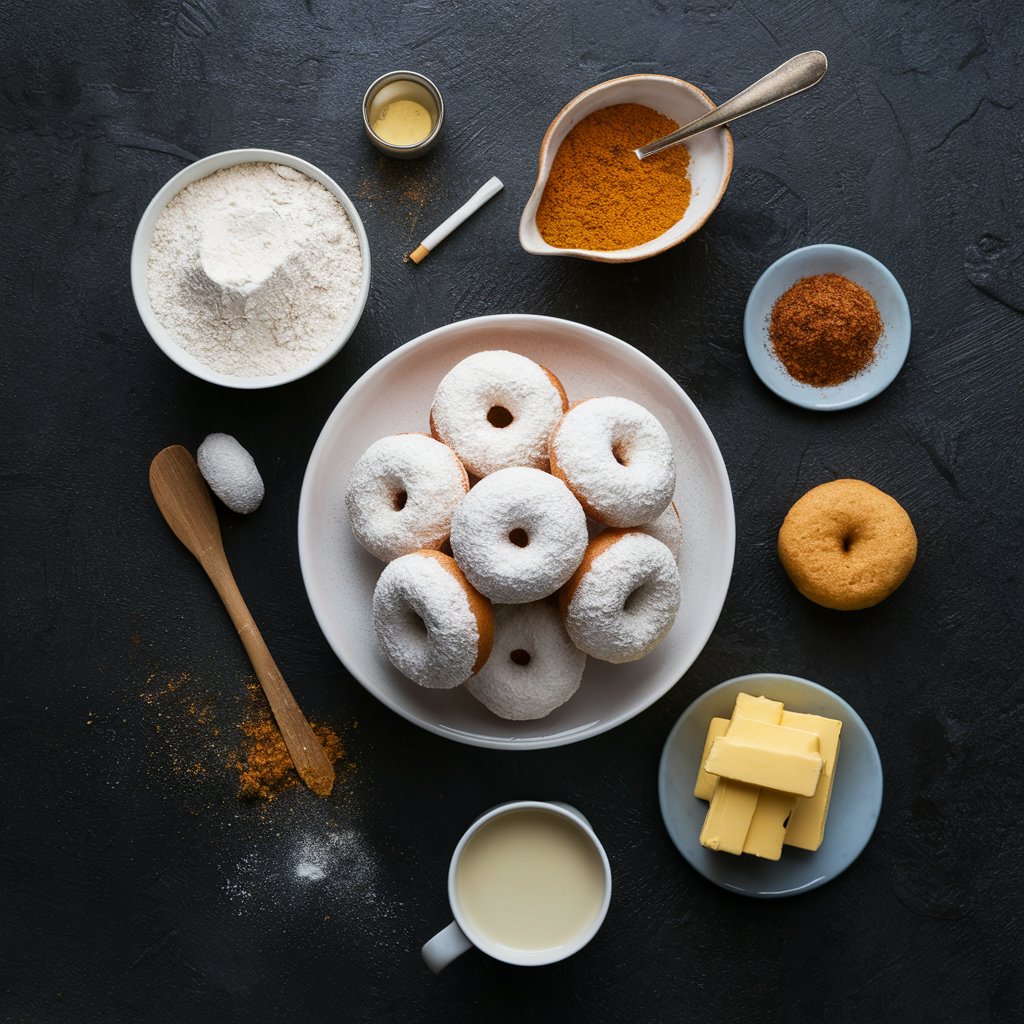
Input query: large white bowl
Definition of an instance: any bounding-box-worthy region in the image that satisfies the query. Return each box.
[519,75,733,263]
[130,148,371,389]
[298,314,735,749]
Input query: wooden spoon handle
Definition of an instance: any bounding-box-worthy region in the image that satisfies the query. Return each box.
[206,561,336,798]
[149,445,334,798]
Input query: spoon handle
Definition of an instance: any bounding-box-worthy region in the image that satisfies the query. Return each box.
[204,559,336,797]
[635,51,828,159]
[150,444,335,799]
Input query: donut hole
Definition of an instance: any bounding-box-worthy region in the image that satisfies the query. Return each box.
[840,529,856,553]
[509,649,531,667]
[623,581,651,615]
[487,405,514,428]
[611,440,631,466]
[403,605,430,642]
[508,528,529,548]
[392,489,408,512]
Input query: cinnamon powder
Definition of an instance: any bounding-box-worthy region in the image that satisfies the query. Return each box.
[231,684,347,801]
[536,103,692,251]
[769,273,882,387]
[138,667,352,803]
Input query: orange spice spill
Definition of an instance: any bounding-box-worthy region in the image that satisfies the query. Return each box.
[230,684,347,801]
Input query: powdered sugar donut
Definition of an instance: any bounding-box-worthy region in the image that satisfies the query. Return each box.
[346,433,469,562]
[560,530,680,663]
[467,602,586,720]
[373,550,493,689]
[550,396,676,528]
[450,466,587,604]
[429,350,569,477]
[637,500,682,560]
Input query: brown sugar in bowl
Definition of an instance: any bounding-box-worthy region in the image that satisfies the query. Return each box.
[519,75,733,263]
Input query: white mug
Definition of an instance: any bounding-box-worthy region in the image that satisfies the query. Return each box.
[421,800,612,973]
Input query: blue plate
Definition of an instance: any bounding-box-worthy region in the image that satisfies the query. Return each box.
[743,244,911,411]
[658,673,883,898]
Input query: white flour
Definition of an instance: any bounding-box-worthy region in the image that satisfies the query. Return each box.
[223,822,390,919]
[147,162,362,377]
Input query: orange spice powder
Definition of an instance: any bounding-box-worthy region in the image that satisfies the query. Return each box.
[769,273,882,387]
[231,685,347,801]
[536,103,691,251]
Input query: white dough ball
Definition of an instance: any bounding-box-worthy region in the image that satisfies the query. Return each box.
[197,433,264,514]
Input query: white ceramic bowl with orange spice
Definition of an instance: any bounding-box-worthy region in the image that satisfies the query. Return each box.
[519,75,733,264]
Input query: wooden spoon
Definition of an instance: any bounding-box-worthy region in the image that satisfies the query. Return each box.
[149,445,335,798]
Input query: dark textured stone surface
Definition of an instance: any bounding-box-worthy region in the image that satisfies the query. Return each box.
[2,1,1022,1021]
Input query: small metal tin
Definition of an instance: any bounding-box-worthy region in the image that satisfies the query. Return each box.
[362,71,444,158]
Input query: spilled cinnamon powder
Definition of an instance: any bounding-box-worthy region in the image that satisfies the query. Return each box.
[357,157,437,230]
[230,684,347,801]
[138,670,351,802]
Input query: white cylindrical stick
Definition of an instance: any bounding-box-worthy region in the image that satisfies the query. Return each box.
[409,176,503,264]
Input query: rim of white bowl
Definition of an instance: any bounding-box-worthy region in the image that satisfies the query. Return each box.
[297,313,736,750]
[130,148,372,389]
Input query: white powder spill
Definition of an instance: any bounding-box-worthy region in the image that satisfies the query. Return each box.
[218,787,397,922]
[222,819,392,919]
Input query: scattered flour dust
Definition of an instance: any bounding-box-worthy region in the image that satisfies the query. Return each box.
[134,667,390,923]
[222,806,395,921]
[147,161,363,377]
[293,830,374,889]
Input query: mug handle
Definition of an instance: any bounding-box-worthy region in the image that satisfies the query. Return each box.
[421,921,473,974]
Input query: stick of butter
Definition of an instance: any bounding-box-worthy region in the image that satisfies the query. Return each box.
[699,778,761,855]
[705,735,823,797]
[743,789,797,860]
[694,717,730,801]
[732,693,784,723]
[780,711,843,851]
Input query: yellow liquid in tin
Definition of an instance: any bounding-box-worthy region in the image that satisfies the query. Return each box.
[454,809,606,953]
[372,99,433,146]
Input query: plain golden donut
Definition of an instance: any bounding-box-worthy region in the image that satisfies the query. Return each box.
[778,479,917,610]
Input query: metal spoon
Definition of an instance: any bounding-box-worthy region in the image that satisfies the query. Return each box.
[635,51,828,160]
[149,444,335,798]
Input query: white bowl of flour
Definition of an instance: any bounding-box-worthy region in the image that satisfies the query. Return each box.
[132,149,371,388]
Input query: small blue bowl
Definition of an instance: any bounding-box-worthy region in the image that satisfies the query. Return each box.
[743,244,911,411]
[659,673,883,898]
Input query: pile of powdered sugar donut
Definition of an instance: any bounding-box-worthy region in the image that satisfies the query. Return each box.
[344,349,683,722]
